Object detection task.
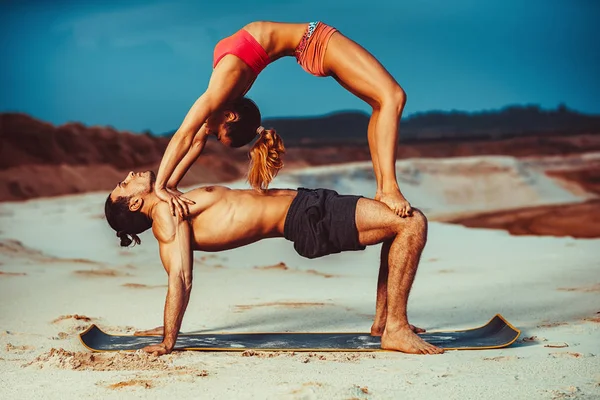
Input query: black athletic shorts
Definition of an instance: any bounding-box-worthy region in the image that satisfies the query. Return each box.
[283,188,366,259]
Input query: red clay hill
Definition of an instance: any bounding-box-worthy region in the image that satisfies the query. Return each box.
[1,108,600,238]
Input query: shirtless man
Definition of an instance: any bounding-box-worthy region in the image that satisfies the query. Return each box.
[104,171,443,355]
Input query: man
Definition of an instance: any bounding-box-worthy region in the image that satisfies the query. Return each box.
[104,171,443,355]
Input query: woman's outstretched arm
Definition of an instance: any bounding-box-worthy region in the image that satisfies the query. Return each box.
[154,59,256,217]
[165,128,208,190]
[155,94,214,194]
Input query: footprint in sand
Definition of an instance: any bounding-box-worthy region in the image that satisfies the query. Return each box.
[5,343,35,353]
[0,271,27,277]
[121,283,166,289]
[483,356,521,361]
[50,332,69,340]
[254,262,339,278]
[51,314,95,334]
[537,321,568,328]
[234,301,331,313]
[0,240,103,265]
[254,262,289,271]
[74,269,129,277]
[105,380,153,390]
[52,314,92,324]
[521,335,547,343]
[583,315,600,323]
[549,352,584,358]
[557,283,600,293]
[306,269,337,278]
[544,342,570,348]
[24,348,209,375]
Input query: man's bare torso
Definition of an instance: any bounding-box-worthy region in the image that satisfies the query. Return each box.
[154,186,297,252]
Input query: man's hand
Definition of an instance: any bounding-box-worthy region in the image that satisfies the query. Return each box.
[154,187,195,218]
[142,342,173,356]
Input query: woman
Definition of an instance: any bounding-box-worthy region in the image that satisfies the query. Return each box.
[155,21,411,217]
[154,97,286,217]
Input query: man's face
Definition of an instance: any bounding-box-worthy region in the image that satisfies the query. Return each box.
[110,171,155,202]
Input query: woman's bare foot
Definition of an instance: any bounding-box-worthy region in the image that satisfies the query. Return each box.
[381,326,444,354]
[379,191,412,217]
[371,323,425,336]
[134,326,164,336]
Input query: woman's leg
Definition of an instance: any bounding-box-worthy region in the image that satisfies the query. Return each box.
[368,108,383,197]
[323,33,411,217]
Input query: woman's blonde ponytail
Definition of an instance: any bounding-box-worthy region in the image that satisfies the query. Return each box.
[247,127,285,192]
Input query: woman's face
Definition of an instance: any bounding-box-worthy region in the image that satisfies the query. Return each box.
[206,110,237,147]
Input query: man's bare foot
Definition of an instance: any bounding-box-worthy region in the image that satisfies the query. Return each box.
[378,191,412,218]
[371,324,385,336]
[134,326,164,336]
[381,326,444,354]
[371,323,425,336]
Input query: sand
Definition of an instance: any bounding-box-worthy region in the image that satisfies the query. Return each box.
[0,155,599,399]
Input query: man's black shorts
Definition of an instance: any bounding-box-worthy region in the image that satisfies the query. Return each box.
[283,188,366,259]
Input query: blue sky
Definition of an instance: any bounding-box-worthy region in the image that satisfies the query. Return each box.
[1,0,598,133]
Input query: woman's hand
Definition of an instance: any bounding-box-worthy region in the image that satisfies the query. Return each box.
[154,187,195,219]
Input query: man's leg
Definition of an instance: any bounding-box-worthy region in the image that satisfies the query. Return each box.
[371,241,426,336]
[370,241,389,336]
[355,198,443,354]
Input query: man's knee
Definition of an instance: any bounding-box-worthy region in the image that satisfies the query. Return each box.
[394,208,427,237]
[410,208,427,231]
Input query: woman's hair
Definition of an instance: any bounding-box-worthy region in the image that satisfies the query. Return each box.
[247,128,285,192]
[226,97,286,192]
[104,195,152,247]
[225,97,262,148]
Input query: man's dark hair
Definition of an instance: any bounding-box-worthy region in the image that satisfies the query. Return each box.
[104,195,152,247]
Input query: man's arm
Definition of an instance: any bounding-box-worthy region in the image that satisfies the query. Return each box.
[143,205,193,355]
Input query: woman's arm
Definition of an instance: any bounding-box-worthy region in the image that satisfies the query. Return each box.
[154,94,219,217]
[166,127,209,189]
[155,94,215,192]
[155,59,258,216]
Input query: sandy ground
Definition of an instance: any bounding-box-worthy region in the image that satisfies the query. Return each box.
[0,156,599,399]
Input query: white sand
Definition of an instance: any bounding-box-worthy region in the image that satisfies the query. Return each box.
[0,155,599,399]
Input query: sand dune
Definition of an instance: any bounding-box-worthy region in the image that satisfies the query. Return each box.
[269,153,600,238]
[3,112,600,202]
[444,199,600,238]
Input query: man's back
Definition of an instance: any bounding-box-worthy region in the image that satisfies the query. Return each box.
[154,186,297,252]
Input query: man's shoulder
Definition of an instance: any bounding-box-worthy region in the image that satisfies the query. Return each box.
[151,202,179,243]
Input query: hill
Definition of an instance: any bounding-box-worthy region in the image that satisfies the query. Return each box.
[2,105,600,201]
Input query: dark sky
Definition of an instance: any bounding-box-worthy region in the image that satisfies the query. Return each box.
[1,0,598,132]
